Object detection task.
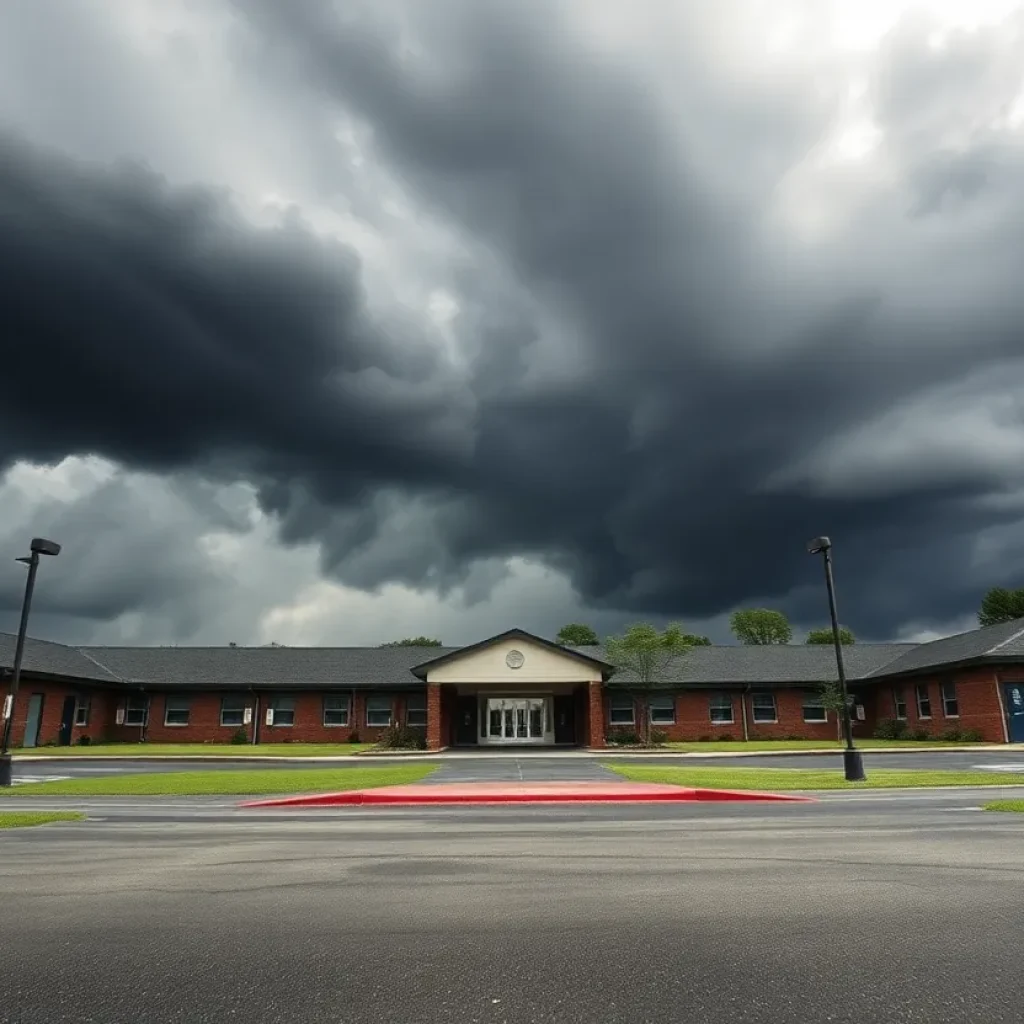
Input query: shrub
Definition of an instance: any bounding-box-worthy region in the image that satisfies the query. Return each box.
[782,734,805,742]
[76,735,92,746]
[649,729,668,746]
[714,733,735,742]
[376,724,427,750]
[960,728,983,742]
[229,728,249,745]
[347,731,362,744]
[606,729,640,746]
[940,726,964,742]
[873,718,907,740]
[909,728,930,741]
[697,735,712,743]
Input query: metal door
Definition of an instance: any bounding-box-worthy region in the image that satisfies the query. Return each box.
[454,695,478,745]
[58,696,76,746]
[1004,683,1024,742]
[24,693,45,748]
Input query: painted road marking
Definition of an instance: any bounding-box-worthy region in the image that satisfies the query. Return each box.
[12,775,73,786]
[973,764,1024,772]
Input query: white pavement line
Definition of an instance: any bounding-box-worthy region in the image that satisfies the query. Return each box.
[973,764,1024,771]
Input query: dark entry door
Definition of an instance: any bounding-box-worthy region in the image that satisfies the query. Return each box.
[553,695,576,745]
[1004,683,1024,742]
[24,694,45,748]
[59,696,76,746]
[454,696,478,745]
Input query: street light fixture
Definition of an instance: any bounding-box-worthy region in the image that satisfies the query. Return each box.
[0,538,62,787]
[806,535,866,783]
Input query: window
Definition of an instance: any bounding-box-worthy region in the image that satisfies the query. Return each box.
[74,699,90,727]
[648,695,675,725]
[802,690,827,723]
[916,683,932,719]
[322,695,350,727]
[270,697,295,727]
[709,693,733,724]
[406,694,427,727]
[941,681,959,718]
[366,695,392,728]
[164,696,191,727]
[220,697,245,728]
[609,693,634,726]
[124,696,149,727]
[751,691,777,723]
[893,688,907,720]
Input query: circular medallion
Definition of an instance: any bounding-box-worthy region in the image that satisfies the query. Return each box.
[505,649,525,669]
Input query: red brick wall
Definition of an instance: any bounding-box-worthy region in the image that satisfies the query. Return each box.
[0,679,106,747]
[877,671,1005,743]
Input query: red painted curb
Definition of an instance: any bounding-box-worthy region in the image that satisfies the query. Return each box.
[240,787,815,808]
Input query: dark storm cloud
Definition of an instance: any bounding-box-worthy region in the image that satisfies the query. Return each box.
[5,0,1024,639]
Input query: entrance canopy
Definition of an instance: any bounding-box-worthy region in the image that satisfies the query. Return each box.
[411,628,613,685]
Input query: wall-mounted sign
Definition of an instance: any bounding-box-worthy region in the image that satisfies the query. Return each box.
[506,649,525,669]
[115,708,125,725]
[243,707,253,725]
[1,695,11,721]
[265,708,274,726]
[855,705,865,721]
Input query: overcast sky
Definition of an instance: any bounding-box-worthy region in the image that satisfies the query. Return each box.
[2,0,1023,648]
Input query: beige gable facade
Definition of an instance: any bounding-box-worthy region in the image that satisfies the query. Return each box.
[425,636,603,686]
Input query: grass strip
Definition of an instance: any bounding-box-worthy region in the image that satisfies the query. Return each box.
[606,763,1017,791]
[13,743,376,758]
[982,800,1024,813]
[0,811,85,828]
[0,764,437,797]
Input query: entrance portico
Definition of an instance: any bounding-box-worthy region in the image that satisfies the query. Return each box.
[411,629,614,750]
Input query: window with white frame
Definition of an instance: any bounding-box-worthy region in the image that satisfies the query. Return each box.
[270,696,295,727]
[322,695,350,727]
[751,691,777,723]
[406,693,427,727]
[941,681,959,718]
[915,683,932,719]
[802,690,827,723]
[366,695,392,728]
[609,693,634,726]
[220,696,245,728]
[164,696,191,727]
[74,698,90,727]
[648,694,675,725]
[709,692,733,724]
[124,695,149,727]
[893,688,907,720]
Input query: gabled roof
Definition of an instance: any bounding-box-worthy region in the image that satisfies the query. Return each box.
[866,618,1024,678]
[588,643,916,686]
[0,633,121,683]
[410,628,614,679]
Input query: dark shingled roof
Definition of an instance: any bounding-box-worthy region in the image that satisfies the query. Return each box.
[0,633,121,683]
[584,643,916,686]
[865,618,1024,678]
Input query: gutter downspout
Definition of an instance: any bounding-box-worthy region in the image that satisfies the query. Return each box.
[741,686,750,742]
[251,689,260,746]
[995,672,1010,744]
[352,688,357,739]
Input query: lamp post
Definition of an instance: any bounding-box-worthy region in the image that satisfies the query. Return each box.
[806,535,865,783]
[0,538,62,787]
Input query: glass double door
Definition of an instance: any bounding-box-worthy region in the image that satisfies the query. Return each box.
[484,697,547,743]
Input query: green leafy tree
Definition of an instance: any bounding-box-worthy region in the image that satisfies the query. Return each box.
[555,623,600,646]
[603,623,692,746]
[805,627,855,645]
[680,634,712,646]
[729,608,793,645]
[379,636,443,648]
[816,679,849,740]
[979,587,1024,627]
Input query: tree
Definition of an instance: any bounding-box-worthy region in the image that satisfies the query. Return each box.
[979,587,1024,627]
[680,634,712,646]
[729,608,793,645]
[602,623,692,746]
[805,627,855,646]
[379,636,443,647]
[555,623,600,646]
[816,679,849,741]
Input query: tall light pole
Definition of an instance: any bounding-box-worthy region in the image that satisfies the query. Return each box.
[0,538,62,787]
[806,536,866,783]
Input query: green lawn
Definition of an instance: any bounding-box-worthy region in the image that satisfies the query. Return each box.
[0,811,85,828]
[606,763,1017,791]
[659,739,987,753]
[0,764,436,797]
[983,800,1024,813]
[13,743,375,758]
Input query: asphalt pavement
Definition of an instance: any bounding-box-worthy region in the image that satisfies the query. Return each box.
[11,748,1024,784]
[2,791,1022,1023]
